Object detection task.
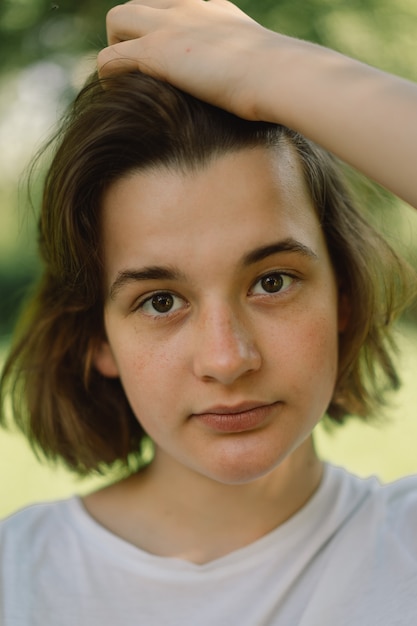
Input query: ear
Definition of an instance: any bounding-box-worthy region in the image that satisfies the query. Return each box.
[92,340,120,378]
[338,289,350,333]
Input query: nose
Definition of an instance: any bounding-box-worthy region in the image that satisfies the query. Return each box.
[192,305,262,385]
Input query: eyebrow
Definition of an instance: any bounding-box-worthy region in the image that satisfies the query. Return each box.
[108,237,318,300]
[242,238,318,266]
[109,266,186,300]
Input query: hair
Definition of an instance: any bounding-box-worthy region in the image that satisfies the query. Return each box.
[0,71,414,474]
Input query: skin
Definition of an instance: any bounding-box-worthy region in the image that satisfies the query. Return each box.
[85,144,346,564]
[98,0,417,208]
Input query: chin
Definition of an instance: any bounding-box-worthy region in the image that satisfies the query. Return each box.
[200,449,288,486]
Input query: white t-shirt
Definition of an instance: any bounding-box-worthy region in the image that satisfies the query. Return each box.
[1,464,416,626]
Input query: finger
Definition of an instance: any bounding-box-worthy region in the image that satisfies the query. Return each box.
[125,0,216,6]
[125,0,179,7]
[98,39,162,78]
[106,4,163,45]
[105,0,224,45]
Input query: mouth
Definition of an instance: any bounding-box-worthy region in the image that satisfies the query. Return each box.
[192,401,281,433]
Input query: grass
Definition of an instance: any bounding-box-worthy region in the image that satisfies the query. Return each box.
[1,324,417,519]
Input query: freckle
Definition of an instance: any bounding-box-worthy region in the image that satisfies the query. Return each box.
[185,47,191,53]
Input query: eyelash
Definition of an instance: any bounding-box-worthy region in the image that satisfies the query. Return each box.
[134,271,297,318]
[135,291,187,318]
[250,271,296,297]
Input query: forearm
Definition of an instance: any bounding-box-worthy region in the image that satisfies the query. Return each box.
[254,36,417,207]
[98,0,417,208]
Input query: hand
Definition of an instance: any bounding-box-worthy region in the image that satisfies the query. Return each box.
[97,0,417,207]
[97,0,277,120]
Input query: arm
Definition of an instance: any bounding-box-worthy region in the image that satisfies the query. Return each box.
[98,0,417,208]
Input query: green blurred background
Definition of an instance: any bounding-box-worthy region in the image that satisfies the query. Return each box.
[1,0,417,519]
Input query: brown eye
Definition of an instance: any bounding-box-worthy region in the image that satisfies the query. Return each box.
[251,272,294,296]
[139,291,186,317]
[261,273,284,293]
[151,293,174,313]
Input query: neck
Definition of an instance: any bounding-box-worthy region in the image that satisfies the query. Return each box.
[84,436,323,565]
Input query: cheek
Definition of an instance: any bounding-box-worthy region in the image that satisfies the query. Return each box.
[266,305,339,393]
[306,315,339,382]
[111,334,184,411]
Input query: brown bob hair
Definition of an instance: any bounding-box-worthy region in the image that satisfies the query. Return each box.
[0,71,413,474]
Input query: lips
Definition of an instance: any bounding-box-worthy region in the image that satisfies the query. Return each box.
[192,401,280,433]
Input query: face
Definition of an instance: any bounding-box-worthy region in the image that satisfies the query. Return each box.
[95,145,344,485]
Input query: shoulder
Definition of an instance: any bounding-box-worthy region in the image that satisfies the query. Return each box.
[327,465,417,561]
[0,497,76,529]
[299,467,417,625]
[0,498,80,558]
[368,472,417,530]
[327,463,417,513]
[380,473,417,554]
[1,498,70,529]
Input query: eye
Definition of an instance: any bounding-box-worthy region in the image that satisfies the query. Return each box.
[138,292,186,316]
[251,272,294,295]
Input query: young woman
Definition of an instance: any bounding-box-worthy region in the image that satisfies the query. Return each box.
[1,1,416,624]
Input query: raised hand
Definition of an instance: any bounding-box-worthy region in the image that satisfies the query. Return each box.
[97,0,278,120]
[98,0,417,207]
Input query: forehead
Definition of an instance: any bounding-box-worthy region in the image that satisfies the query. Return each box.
[100,144,327,280]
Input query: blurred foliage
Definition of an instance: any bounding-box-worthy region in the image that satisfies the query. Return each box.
[0,0,417,338]
[242,0,417,79]
[0,0,114,71]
